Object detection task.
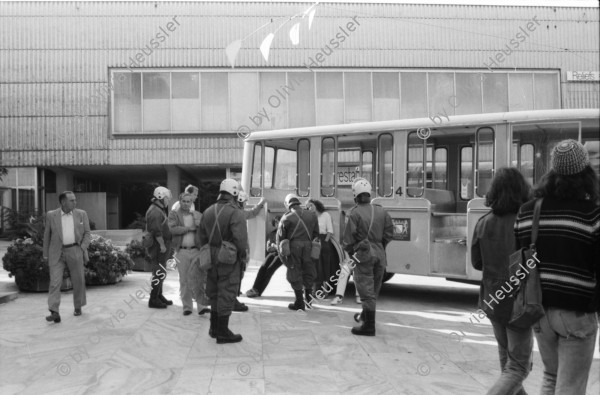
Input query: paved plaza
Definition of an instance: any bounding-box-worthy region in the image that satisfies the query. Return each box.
[0,240,598,394]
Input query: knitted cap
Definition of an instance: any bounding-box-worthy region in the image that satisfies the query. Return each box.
[551,139,589,175]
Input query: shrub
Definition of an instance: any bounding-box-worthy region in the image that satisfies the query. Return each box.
[124,239,150,260]
[85,235,134,285]
[126,212,146,230]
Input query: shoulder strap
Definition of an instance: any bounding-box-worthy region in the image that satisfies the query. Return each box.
[208,205,226,244]
[530,198,543,247]
[292,210,311,239]
[214,204,236,243]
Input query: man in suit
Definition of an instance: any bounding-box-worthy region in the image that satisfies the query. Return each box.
[43,191,91,323]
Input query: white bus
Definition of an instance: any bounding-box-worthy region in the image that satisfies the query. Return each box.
[241,109,600,284]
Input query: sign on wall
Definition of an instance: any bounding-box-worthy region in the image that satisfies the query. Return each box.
[566,71,599,82]
[392,218,411,241]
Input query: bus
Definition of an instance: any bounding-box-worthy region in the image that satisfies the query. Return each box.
[240,109,600,284]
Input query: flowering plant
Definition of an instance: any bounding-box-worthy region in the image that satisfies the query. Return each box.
[85,235,134,285]
[124,239,151,260]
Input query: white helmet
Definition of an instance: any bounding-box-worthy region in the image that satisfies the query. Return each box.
[153,186,172,200]
[352,178,372,197]
[284,193,300,209]
[220,178,240,197]
[237,190,248,203]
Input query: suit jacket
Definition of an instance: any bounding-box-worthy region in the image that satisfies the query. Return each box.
[168,208,201,251]
[43,208,91,265]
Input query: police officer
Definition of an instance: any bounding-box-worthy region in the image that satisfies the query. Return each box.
[198,179,248,344]
[277,194,319,311]
[146,186,173,309]
[343,178,393,336]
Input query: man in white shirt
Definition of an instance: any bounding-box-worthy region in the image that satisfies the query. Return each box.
[172,184,198,211]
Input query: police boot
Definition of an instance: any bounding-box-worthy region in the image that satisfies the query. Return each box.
[216,315,243,344]
[351,310,376,336]
[288,290,305,311]
[209,311,218,339]
[148,286,166,309]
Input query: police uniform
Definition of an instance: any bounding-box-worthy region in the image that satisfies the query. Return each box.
[343,188,393,336]
[277,196,319,310]
[198,190,248,344]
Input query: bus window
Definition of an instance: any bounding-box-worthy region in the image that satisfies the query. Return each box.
[460,146,473,200]
[407,132,425,197]
[298,139,310,197]
[321,137,335,197]
[273,148,296,190]
[378,133,393,197]
[476,127,494,197]
[512,122,578,185]
[582,117,600,176]
[362,151,373,184]
[433,147,447,189]
[520,144,534,185]
[426,146,433,189]
[264,146,274,189]
[250,142,262,196]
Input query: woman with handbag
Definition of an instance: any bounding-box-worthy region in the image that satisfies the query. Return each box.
[514,140,600,395]
[306,199,337,297]
[471,167,533,395]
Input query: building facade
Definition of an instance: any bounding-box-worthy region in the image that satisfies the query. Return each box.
[1,1,598,228]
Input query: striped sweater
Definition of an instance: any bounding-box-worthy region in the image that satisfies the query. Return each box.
[514,197,600,312]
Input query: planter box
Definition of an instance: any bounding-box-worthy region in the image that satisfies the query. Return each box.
[15,276,73,293]
[132,257,151,272]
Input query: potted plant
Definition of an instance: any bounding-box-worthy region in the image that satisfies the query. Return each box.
[124,239,152,272]
[1,214,72,292]
[85,235,134,285]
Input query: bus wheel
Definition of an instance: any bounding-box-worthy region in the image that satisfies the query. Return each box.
[382,271,394,283]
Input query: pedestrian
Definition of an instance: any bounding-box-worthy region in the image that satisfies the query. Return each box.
[471,167,533,395]
[306,199,337,297]
[172,184,198,211]
[198,178,248,344]
[168,192,210,316]
[232,191,266,311]
[42,191,91,323]
[514,140,599,395]
[343,178,393,336]
[277,193,319,311]
[246,216,283,298]
[146,186,173,309]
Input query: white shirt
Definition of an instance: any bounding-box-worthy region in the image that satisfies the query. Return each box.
[317,211,334,235]
[172,201,195,211]
[181,213,196,247]
[61,210,76,245]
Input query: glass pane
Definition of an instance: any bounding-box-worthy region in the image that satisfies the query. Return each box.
[401,72,428,119]
[316,73,343,125]
[345,72,372,123]
[172,72,200,131]
[509,74,534,111]
[289,72,315,127]
[534,73,559,110]
[114,72,141,133]
[428,72,455,117]
[483,73,508,113]
[583,125,600,176]
[407,132,425,197]
[264,146,275,189]
[143,72,170,133]
[455,73,482,115]
[520,144,534,186]
[460,146,473,200]
[476,128,494,197]
[378,134,393,197]
[201,73,228,131]
[273,149,296,190]
[258,72,287,130]
[433,148,448,189]
[373,72,399,121]
[230,73,258,132]
[362,151,373,185]
[298,139,310,197]
[250,143,262,196]
[321,137,335,197]
[426,146,433,189]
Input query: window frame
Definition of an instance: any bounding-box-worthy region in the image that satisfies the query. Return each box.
[475,127,495,198]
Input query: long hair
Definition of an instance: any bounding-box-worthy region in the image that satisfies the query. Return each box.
[533,166,600,203]
[485,167,531,216]
[307,199,325,213]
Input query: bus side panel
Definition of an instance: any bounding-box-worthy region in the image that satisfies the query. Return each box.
[373,197,431,276]
[466,198,487,281]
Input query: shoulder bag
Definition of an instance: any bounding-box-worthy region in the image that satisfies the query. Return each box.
[508,198,545,329]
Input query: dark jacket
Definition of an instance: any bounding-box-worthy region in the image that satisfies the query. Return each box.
[343,202,393,264]
[277,206,319,244]
[471,211,517,324]
[146,201,171,241]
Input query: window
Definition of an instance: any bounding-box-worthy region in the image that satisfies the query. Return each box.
[455,73,482,115]
[113,73,141,133]
[259,72,287,130]
[373,72,399,121]
[426,146,433,189]
[428,72,454,117]
[520,144,535,186]
[534,74,559,110]
[230,73,258,132]
[172,72,200,131]
[345,73,372,123]
[476,127,495,197]
[201,73,228,131]
[143,72,170,133]
[433,148,448,189]
[250,143,262,196]
[378,134,393,197]
[483,73,508,113]
[582,117,600,176]
[316,73,343,125]
[321,137,335,197]
[273,148,296,190]
[509,74,533,111]
[288,72,315,128]
[297,139,310,197]
[460,146,474,200]
[407,132,425,197]
[362,151,373,185]
[401,72,428,119]
[264,146,275,189]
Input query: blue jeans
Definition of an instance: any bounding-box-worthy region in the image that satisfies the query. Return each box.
[487,319,533,395]
[534,307,598,395]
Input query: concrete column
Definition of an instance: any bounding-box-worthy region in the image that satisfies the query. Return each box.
[165,165,181,201]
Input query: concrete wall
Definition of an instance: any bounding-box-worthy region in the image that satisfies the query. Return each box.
[45,192,107,230]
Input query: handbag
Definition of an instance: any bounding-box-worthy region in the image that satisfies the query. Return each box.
[508,198,545,329]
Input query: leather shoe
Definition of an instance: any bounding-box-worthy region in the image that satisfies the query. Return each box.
[46,311,61,323]
[233,300,249,312]
[198,307,211,315]
[183,310,192,316]
[74,308,82,316]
